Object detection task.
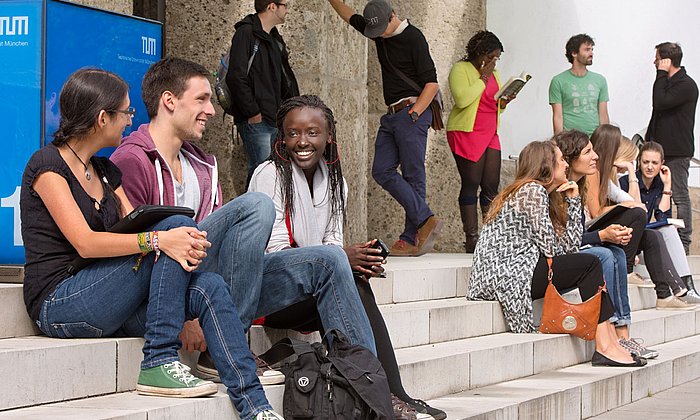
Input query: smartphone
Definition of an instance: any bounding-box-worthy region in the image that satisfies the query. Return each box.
[372,238,390,259]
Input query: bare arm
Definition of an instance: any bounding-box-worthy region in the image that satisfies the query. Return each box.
[551,103,563,134]
[327,0,355,23]
[34,171,206,270]
[409,82,440,116]
[598,101,609,125]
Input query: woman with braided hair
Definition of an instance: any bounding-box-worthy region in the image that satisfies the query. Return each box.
[249,95,447,420]
[447,30,513,252]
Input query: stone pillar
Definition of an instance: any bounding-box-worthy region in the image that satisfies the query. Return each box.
[164,0,370,244]
[366,0,486,251]
[73,0,131,14]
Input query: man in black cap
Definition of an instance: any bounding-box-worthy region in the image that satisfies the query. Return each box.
[328,0,444,259]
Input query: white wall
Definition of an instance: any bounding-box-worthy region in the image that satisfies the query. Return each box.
[486,0,700,184]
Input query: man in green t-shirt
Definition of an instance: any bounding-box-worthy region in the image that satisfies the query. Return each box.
[549,33,609,135]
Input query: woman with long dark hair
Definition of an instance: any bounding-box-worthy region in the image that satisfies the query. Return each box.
[588,125,694,310]
[20,69,281,420]
[249,95,447,420]
[467,140,645,367]
[446,30,512,252]
[555,130,657,359]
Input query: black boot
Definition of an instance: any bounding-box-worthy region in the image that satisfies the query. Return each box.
[682,275,700,299]
[460,204,479,253]
[481,203,491,224]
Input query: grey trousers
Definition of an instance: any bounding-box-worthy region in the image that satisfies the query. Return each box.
[665,157,692,253]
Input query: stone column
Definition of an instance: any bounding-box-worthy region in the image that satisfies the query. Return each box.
[365,0,486,251]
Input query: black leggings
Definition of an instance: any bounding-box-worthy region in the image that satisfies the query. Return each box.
[263,277,412,402]
[591,206,682,298]
[452,148,501,206]
[593,206,647,273]
[530,253,614,323]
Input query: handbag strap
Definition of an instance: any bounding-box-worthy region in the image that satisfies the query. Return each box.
[258,337,315,365]
[546,257,607,292]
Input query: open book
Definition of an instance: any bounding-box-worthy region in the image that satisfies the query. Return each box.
[646,218,685,230]
[494,71,532,101]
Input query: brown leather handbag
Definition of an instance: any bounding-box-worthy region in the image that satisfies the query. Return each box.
[538,258,604,341]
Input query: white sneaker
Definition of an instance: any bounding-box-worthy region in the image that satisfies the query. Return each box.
[255,410,285,420]
[628,272,655,288]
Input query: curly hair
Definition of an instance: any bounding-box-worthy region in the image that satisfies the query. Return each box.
[463,30,504,62]
[565,33,594,63]
[270,95,345,225]
[552,129,591,207]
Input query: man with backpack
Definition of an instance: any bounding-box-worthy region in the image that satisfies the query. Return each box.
[226,0,299,186]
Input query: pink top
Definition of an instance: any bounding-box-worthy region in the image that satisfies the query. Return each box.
[447,75,500,162]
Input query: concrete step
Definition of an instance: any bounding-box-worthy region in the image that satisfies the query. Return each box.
[4,308,695,411]
[0,284,38,339]
[0,385,284,420]
[393,308,700,401]
[426,333,700,419]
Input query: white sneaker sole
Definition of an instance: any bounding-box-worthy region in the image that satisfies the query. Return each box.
[197,364,285,386]
[136,382,218,398]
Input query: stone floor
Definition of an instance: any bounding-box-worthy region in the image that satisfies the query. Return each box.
[591,377,700,419]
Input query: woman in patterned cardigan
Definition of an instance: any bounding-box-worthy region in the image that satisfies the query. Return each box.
[467,140,645,367]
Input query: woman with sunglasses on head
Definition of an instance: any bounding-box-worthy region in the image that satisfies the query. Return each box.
[588,124,694,311]
[20,68,282,420]
[249,95,447,420]
[554,130,657,360]
[447,30,514,252]
[467,140,645,367]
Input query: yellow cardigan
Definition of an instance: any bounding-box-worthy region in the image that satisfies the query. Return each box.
[446,60,502,133]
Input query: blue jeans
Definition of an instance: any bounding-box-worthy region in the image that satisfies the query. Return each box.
[581,245,631,326]
[372,107,434,244]
[236,121,277,185]
[198,192,377,354]
[37,215,270,420]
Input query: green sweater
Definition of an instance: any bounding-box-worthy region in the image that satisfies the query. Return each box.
[446,60,502,132]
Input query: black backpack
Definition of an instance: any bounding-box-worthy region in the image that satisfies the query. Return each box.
[214,38,260,115]
[259,331,393,419]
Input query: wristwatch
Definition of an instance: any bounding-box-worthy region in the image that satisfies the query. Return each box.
[662,190,673,196]
[409,110,420,123]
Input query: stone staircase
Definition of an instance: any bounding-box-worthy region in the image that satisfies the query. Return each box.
[1,254,700,419]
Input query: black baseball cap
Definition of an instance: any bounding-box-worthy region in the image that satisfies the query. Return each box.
[363,0,393,38]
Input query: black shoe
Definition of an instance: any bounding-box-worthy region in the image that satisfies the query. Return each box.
[406,398,447,420]
[196,350,221,382]
[591,351,647,367]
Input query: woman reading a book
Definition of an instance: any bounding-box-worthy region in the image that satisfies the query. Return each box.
[446,30,510,252]
[555,130,656,359]
[588,125,693,310]
[20,69,281,420]
[467,140,645,367]
[248,95,446,420]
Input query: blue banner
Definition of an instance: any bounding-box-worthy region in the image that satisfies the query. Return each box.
[0,0,162,264]
[0,0,42,264]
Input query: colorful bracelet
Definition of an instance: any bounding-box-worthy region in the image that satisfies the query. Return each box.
[152,231,161,262]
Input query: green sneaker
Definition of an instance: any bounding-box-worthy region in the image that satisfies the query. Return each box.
[136,361,218,398]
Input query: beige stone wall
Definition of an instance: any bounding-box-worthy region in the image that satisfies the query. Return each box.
[73,0,131,14]
[366,1,486,251]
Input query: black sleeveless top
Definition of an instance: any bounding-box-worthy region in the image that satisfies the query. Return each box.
[21,143,122,321]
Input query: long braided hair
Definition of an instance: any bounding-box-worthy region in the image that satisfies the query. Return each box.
[463,30,504,62]
[270,95,345,224]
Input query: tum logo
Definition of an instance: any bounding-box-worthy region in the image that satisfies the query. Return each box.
[141,36,156,55]
[0,16,29,36]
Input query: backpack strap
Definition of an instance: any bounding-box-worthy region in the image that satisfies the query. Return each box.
[258,337,315,366]
[248,39,260,75]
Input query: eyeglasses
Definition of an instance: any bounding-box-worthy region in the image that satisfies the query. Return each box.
[274,2,288,8]
[110,107,136,117]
